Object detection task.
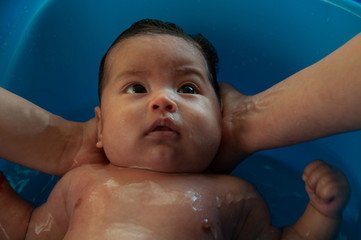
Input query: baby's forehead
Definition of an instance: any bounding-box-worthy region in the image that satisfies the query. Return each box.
[99,34,220,103]
[108,35,206,63]
[105,35,209,76]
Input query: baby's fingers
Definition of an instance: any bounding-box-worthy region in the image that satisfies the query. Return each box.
[303,160,332,192]
[303,160,350,217]
[303,160,349,201]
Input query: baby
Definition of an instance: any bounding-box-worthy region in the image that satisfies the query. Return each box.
[0,19,350,239]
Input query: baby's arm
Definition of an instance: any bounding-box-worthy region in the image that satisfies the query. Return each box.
[0,170,71,239]
[0,87,107,176]
[0,172,33,239]
[25,165,99,239]
[25,180,70,239]
[0,167,83,239]
[282,160,350,239]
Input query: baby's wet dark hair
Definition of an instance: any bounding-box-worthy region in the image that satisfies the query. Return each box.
[98,19,220,102]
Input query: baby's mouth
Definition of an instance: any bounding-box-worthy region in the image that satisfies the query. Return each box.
[146,119,180,139]
[152,125,174,131]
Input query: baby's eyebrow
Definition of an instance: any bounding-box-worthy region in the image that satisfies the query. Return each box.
[174,66,207,81]
[115,70,149,81]
[114,66,207,82]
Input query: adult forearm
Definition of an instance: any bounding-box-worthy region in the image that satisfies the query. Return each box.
[245,32,361,152]
[0,87,82,175]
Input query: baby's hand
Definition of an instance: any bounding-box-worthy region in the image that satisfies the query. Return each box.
[303,160,350,218]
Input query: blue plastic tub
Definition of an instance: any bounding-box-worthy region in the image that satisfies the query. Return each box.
[1,0,361,238]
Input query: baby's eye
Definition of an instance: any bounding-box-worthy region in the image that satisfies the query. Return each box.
[178,84,198,94]
[126,84,147,94]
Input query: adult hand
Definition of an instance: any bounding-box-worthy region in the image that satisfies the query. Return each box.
[210,83,256,173]
[0,87,108,176]
[61,118,108,173]
[210,33,361,174]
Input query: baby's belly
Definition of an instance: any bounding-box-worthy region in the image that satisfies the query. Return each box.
[65,180,229,240]
[66,201,223,240]
[71,216,220,239]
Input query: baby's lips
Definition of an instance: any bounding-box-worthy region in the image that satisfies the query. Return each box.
[147,118,180,135]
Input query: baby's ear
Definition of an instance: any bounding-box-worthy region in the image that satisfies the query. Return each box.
[94,107,104,149]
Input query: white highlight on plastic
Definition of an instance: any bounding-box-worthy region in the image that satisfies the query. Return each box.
[35,213,54,235]
[320,0,361,18]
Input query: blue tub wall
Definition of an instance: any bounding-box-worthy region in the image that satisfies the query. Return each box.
[1,0,361,239]
[2,0,361,113]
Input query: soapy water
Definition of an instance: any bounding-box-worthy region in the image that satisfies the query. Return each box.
[35,213,54,235]
[0,224,10,240]
[105,222,154,239]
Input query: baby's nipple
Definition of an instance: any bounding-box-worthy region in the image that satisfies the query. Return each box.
[201,218,211,230]
[201,218,219,239]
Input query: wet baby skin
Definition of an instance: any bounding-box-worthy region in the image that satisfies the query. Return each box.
[17,159,349,240]
[25,164,275,239]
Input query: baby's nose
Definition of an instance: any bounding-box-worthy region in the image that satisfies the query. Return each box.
[151,92,177,113]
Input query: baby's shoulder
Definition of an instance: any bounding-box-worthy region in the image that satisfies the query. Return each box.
[57,163,113,202]
[63,163,109,178]
[59,163,110,190]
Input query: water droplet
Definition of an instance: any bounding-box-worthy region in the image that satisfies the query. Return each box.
[185,190,203,212]
[215,196,222,208]
[226,193,233,204]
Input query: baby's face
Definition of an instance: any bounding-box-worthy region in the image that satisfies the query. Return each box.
[96,35,222,173]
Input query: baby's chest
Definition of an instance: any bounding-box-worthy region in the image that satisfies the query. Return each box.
[70,178,242,239]
[78,179,220,219]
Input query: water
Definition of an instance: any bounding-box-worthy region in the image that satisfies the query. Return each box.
[1,0,361,239]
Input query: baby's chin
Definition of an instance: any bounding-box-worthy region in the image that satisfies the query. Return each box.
[108,161,209,174]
